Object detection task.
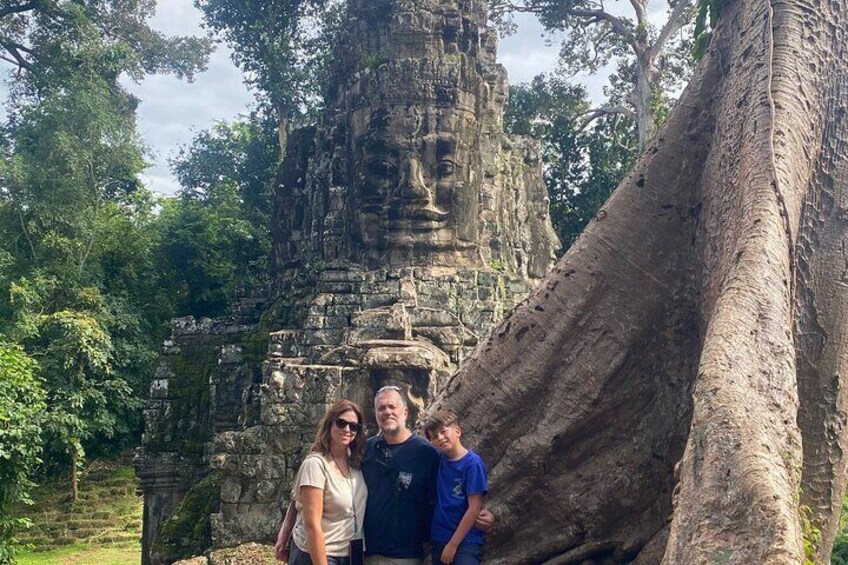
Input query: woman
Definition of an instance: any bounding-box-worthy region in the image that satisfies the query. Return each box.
[276,399,368,565]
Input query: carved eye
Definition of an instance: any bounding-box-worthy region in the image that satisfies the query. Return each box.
[367,160,397,178]
[438,160,456,176]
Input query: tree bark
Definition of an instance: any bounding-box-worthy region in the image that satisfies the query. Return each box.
[434,0,848,562]
[71,451,79,503]
[633,52,654,149]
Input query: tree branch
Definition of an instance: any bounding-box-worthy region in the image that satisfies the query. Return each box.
[0,39,33,71]
[0,0,40,20]
[490,0,543,18]
[568,8,638,51]
[649,0,696,63]
[0,54,20,66]
[578,105,638,131]
[628,0,648,27]
[18,208,37,263]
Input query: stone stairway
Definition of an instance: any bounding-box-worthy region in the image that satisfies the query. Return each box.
[14,456,142,553]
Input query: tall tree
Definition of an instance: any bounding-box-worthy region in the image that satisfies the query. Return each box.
[159,114,279,318]
[0,0,211,496]
[196,0,344,156]
[0,0,210,85]
[491,0,696,148]
[435,0,848,562]
[505,74,638,250]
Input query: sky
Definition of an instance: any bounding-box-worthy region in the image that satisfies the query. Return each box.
[2,1,669,197]
[127,1,587,196]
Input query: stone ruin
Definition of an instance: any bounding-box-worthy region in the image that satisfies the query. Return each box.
[135,0,560,562]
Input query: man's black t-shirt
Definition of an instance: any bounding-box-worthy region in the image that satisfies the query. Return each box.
[362,434,439,558]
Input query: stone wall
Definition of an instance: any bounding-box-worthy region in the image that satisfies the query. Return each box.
[210,266,532,545]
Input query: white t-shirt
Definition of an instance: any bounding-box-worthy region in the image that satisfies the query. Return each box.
[292,453,368,557]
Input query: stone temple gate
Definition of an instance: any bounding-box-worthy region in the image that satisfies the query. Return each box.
[135,0,560,562]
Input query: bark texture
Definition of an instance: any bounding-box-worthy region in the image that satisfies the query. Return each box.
[434,0,848,562]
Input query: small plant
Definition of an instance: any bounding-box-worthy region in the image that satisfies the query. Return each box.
[799,503,821,565]
[359,53,386,71]
[693,0,727,60]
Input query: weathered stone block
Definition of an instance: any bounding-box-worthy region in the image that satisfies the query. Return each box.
[260,402,331,427]
[214,432,239,454]
[219,344,244,364]
[320,269,366,282]
[255,480,280,503]
[261,426,301,454]
[360,293,399,308]
[326,305,357,317]
[332,293,365,305]
[301,329,346,346]
[210,453,238,474]
[316,281,357,294]
[360,280,399,294]
[238,455,261,479]
[220,478,242,504]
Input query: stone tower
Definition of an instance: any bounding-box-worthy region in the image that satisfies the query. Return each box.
[136,0,559,562]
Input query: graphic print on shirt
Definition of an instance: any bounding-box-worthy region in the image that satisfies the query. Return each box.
[398,471,413,489]
[452,478,463,498]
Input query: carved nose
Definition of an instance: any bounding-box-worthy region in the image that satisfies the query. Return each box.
[397,158,432,203]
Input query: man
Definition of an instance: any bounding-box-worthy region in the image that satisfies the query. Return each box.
[274,386,492,564]
[363,385,492,565]
[362,385,440,565]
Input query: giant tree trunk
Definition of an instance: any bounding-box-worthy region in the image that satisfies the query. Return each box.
[435,0,848,562]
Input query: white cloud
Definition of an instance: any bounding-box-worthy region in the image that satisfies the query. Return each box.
[4,0,682,196]
[126,0,254,196]
[498,14,562,85]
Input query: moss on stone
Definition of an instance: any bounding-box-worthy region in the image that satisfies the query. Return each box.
[153,473,220,562]
[147,346,216,455]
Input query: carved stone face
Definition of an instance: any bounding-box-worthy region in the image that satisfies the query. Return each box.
[349,103,480,259]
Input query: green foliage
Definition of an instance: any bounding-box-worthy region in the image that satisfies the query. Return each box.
[196,0,345,127]
[799,503,821,565]
[831,494,848,564]
[0,338,45,564]
[36,309,137,463]
[360,52,387,71]
[0,0,211,85]
[153,473,220,562]
[693,0,725,60]
[13,455,141,560]
[159,115,278,318]
[490,0,696,146]
[0,0,212,505]
[505,74,637,251]
[16,545,138,565]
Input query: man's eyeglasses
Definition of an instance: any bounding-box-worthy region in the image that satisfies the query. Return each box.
[334,418,361,433]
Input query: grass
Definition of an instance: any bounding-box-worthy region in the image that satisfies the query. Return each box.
[16,544,139,565]
[12,452,142,563]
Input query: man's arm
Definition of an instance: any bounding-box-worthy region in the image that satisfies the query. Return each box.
[474,508,494,531]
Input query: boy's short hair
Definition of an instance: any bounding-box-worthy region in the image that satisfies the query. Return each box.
[423,409,459,439]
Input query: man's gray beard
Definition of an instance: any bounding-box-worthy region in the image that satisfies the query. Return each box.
[382,424,400,435]
[381,423,405,437]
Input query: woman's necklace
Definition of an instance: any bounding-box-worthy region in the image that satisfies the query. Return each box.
[331,451,349,478]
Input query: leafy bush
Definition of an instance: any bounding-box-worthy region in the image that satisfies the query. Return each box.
[0,338,45,564]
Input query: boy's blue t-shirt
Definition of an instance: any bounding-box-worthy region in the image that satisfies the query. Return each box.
[430,450,488,546]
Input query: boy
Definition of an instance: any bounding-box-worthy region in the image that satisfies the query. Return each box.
[423,410,488,565]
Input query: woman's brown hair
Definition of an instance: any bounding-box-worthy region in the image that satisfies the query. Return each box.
[310,399,366,468]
